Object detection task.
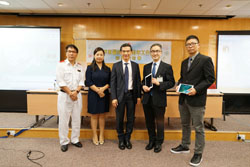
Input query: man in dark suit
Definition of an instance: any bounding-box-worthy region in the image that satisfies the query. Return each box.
[170,35,215,166]
[142,43,175,153]
[111,43,141,150]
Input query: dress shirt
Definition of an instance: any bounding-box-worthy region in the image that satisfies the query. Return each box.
[56,59,85,90]
[151,59,161,77]
[122,60,133,90]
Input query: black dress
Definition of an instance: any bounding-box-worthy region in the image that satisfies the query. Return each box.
[85,65,111,114]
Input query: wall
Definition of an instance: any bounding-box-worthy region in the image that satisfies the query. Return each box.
[1,15,250,80]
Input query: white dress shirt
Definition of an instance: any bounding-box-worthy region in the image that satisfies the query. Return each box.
[151,59,161,77]
[122,60,133,90]
[56,59,85,90]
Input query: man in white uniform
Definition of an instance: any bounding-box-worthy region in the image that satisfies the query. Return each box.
[56,44,85,152]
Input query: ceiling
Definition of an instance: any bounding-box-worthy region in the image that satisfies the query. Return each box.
[1,0,250,18]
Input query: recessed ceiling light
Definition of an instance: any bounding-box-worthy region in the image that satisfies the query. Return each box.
[135,25,142,29]
[192,26,199,30]
[57,3,64,7]
[0,1,10,6]
[141,4,147,8]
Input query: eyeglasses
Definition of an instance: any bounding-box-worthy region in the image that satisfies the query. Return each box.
[150,50,162,53]
[121,50,131,53]
[185,42,198,47]
[67,50,77,54]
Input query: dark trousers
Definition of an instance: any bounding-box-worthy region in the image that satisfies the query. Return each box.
[115,92,135,142]
[143,96,165,145]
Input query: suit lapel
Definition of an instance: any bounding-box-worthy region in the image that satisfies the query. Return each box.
[148,62,153,76]
[188,53,201,72]
[118,61,124,80]
[131,61,135,79]
[155,61,162,77]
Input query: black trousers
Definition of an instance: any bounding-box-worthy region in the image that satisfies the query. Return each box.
[143,96,166,145]
[115,91,135,142]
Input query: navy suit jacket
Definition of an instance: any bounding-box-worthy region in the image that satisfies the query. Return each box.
[142,61,175,107]
[178,53,215,107]
[110,61,141,103]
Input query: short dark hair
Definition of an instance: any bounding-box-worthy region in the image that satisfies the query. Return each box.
[93,47,105,56]
[66,44,78,53]
[185,35,200,43]
[150,43,162,50]
[120,43,132,51]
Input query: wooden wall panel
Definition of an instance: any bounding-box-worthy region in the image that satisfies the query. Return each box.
[2,15,250,79]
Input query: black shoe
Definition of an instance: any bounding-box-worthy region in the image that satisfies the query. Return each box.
[125,140,132,149]
[189,154,202,166]
[71,142,82,148]
[118,141,126,150]
[154,144,162,153]
[145,142,155,150]
[170,144,190,154]
[61,144,68,152]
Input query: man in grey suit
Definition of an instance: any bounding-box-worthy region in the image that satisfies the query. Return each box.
[111,43,141,150]
[142,43,175,153]
[170,35,215,166]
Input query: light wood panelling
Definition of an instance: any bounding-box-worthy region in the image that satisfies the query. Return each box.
[2,15,250,77]
[27,91,222,118]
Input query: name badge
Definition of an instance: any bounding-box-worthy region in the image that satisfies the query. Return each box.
[157,76,163,82]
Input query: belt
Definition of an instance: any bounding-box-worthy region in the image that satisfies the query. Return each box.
[60,89,76,93]
[125,90,133,93]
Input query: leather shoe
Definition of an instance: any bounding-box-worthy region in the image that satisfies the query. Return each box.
[61,144,68,152]
[71,142,82,148]
[125,140,132,149]
[118,141,126,150]
[154,144,162,153]
[145,142,155,150]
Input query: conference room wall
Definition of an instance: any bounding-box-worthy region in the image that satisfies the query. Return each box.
[1,15,250,80]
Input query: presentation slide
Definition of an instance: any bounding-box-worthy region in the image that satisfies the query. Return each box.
[217,34,250,93]
[0,27,60,90]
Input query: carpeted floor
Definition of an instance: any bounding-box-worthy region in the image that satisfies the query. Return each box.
[0,113,250,166]
[0,138,250,167]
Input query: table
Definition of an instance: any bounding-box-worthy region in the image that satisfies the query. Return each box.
[27,90,223,126]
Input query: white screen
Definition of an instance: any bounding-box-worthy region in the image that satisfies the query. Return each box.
[217,34,250,93]
[0,27,60,90]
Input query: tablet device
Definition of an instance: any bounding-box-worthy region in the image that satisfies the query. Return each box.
[177,83,193,94]
[145,73,153,88]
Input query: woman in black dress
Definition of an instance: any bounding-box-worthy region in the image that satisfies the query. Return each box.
[85,47,110,145]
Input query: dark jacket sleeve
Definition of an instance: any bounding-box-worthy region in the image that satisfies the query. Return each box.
[136,63,142,98]
[110,63,117,100]
[195,57,215,95]
[159,64,175,91]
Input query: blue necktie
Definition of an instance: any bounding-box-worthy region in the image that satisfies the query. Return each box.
[152,63,157,77]
[124,63,129,93]
[187,58,192,71]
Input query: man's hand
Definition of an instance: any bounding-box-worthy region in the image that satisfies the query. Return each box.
[112,99,118,108]
[143,85,151,92]
[187,88,197,96]
[175,85,180,94]
[69,91,78,101]
[152,78,160,86]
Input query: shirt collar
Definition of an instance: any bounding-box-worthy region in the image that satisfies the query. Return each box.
[65,59,77,66]
[152,59,161,66]
[190,52,199,61]
[122,60,131,65]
